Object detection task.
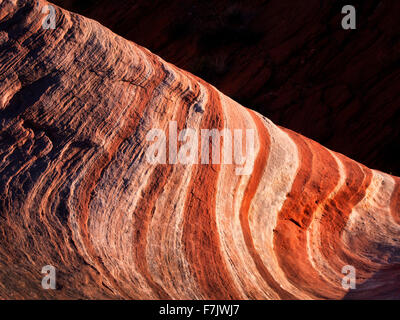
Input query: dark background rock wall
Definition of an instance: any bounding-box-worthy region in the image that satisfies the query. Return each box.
[53,0,400,176]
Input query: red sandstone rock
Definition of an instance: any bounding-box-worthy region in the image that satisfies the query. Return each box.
[0,0,399,299]
[52,0,400,176]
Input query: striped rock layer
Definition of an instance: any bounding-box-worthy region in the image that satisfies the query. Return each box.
[0,0,399,299]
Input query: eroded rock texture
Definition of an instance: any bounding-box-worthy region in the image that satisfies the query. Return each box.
[52,0,400,176]
[0,0,399,299]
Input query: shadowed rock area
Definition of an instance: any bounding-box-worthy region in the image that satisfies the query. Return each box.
[0,0,399,299]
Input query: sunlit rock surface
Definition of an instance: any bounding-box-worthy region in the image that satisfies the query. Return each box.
[53,0,400,177]
[0,0,399,299]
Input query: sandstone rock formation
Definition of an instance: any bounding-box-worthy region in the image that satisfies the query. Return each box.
[52,0,400,177]
[0,0,399,299]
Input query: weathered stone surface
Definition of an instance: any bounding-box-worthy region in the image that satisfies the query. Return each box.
[0,0,399,299]
[52,0,400,177]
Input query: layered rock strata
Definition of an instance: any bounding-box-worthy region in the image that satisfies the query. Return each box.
[0,0,399,299]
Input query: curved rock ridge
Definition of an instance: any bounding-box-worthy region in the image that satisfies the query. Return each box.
[0,0,399,299]
[52,0,400,177]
